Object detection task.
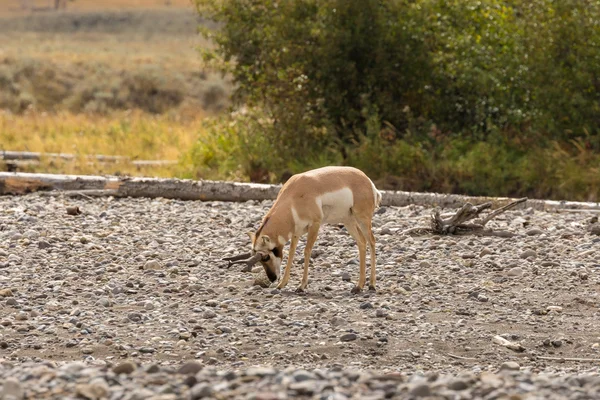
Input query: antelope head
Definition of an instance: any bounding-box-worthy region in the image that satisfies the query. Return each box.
[246,231,283,283]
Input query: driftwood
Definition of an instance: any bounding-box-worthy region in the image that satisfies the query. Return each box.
[446,353,477,361]
[492,335,526,352]
[1,172,600,212]
[1,151,176,169]
[402,198,528,237]
[0,172,280,202]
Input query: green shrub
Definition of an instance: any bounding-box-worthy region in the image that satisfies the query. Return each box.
[195,0,600,143]
[181,107,341,183]
[189,0,600,201]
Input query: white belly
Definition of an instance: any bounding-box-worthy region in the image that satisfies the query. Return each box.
[317,188,353,224]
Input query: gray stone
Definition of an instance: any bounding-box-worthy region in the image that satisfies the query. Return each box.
[447,379,469,390]
[144,260,162,270]
[500,361,520,371]
[178,361,204,375]
[113,361,137,375]
[526,229,544,236]
[340,333,358,342]
[1,377,23,400]
[292,370,316,382]
[190,383,214,399]
[507,267,524,277]
[410,383,431,397]
[519,250,537,259]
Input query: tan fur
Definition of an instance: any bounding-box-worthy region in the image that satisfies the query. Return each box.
[249,166,381,293]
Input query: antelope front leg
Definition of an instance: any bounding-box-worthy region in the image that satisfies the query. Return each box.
[297,223,320,293]
[277,235,299,290]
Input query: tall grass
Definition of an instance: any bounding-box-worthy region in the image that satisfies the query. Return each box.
[0,110,204,177]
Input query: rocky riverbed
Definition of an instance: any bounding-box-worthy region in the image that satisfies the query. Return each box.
[1,192,599,399]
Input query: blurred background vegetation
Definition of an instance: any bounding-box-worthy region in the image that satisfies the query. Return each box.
[1,0,599,201]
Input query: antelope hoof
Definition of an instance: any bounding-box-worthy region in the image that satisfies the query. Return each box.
[295,286,306,293]
[368,285,376,292]
[351,285,362,294]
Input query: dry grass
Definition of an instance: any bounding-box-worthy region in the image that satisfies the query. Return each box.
[0,109,206,177]
[0,0,228,178]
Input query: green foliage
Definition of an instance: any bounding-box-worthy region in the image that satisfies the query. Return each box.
[196,0,599,144]
[189,0,600,201]
[181,107,341,183]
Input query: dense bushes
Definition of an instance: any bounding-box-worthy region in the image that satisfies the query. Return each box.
[189,0,600,200]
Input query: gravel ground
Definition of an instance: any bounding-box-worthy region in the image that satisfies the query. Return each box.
[1,192,600,399]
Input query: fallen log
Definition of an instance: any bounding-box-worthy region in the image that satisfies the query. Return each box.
[1,151,177,167]
[1,172,600,211]
[0,172,280,202]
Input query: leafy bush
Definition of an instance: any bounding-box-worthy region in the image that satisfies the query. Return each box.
[182,107,341,183]
[190,0,600,200]
[196,0,599,144]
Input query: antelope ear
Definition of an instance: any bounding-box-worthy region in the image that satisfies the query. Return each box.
[260,235,270,245]
[247,232,255,243]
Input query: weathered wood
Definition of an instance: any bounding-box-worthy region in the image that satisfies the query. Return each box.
[1,151,176,166]
[0,172,281,202]
[403,198,529,236]
[1,172,600,211]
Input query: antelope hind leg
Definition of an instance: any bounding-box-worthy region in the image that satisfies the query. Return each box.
[358,219,377,291]
[345,220,367,294]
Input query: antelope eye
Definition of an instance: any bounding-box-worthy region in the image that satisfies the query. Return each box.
[272,247,280,257]
[262,254,271,262]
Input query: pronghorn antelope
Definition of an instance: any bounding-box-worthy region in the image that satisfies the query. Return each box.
[224,166,382,293]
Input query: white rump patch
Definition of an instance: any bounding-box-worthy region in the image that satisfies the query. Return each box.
[317,187,354,224]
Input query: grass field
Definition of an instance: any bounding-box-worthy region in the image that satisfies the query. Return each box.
[0,0,230,177]
[0,109,204,176]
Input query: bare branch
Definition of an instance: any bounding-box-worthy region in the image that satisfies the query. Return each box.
[446,353,477,361]
[481,197,528,226]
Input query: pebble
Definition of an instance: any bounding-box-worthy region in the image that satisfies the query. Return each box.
[178,362,204,375]
[500,361,520,371]
[526,229,544,236]
[1,377,23,400]
[190,383,213,399]
[340,333,358,342]
[75,379,109,400]
[507,267,524,277]
[410,383,431,397]
[519,250,537,259]
[113,361,137,375]
[0,192,597,399]
[144,260,162,270]
[447,379,469,390]
[292,370,316,382]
